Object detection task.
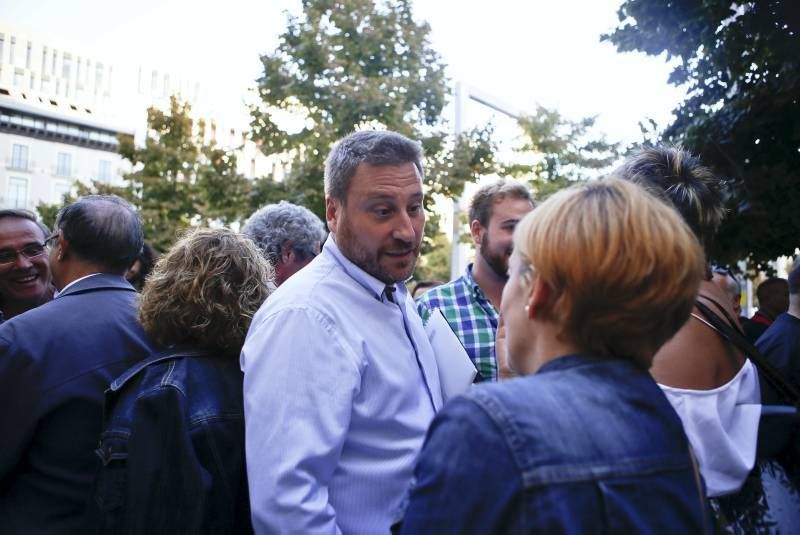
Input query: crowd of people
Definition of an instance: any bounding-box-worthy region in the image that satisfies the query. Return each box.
[0,129,797,534]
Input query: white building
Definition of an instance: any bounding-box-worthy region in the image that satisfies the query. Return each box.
[0,25,273,213]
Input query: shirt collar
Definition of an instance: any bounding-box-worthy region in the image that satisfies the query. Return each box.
[324,235,405,304]
[463,263,486,301]
[54,273,103,298]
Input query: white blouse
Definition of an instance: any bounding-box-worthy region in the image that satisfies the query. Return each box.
[659,359,761,497]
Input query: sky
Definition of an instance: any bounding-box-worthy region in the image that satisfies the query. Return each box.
[0,0,686,148]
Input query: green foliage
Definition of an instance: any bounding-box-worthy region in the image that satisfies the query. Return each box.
[413,231,451,282]
[603,0,800,269]
[37,96,250,253]
[422,126,497,253]
[505,105,619,198]
[250,0,448,219]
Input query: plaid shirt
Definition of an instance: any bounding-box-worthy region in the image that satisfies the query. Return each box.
[416,264,500,381]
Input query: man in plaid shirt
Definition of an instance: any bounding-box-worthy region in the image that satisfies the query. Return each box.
[417,181,534,381]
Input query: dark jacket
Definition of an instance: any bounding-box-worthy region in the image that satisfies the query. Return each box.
[88,347,253,535]
[0,274,154,535]
[401,354,712,534]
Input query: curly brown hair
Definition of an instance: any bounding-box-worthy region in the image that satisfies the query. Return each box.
[138,228,274,356]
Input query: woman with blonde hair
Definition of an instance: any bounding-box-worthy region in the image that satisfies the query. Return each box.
[89,228,273,534]
[400,178,711,533]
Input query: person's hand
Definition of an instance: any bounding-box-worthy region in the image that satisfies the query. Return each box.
[495,315,518,381]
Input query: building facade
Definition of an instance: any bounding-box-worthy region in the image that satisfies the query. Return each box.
[0,25,274,213]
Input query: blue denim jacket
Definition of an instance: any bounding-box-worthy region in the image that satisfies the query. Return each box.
[401,354,712,533]
[87,347,253,534]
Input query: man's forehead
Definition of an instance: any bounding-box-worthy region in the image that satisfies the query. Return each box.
[0,217,46,244]
[350,162,423,195]
[490,196,533,221]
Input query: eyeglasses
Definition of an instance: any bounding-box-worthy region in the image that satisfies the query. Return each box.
[44,232,59,247]
[0,243,47,264]
[712,265,736,279]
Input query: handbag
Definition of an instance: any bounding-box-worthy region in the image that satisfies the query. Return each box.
[694,297,800,533]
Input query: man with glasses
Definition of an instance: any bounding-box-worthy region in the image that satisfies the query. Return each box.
[0,195,154,533]
[0,209,54,323]
[711,266,745,322]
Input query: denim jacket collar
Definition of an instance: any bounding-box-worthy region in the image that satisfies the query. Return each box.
[537,352,617,375]
[109,346,208,392]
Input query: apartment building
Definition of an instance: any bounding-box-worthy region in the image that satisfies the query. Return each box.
[0,25,273,212]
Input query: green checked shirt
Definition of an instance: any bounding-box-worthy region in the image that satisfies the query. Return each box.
[416,264,500,381]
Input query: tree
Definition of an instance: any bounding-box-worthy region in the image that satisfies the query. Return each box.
[507,105,619,198]
[603,0,800,270]
[249,0,448,218]
[37,96,250,252]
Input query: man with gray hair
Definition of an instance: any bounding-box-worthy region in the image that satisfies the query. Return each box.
[243,201,326,286]
[242,130,442,534]
[417,179,534,381]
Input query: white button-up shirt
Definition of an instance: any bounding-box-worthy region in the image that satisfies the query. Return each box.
[241,236,442,534]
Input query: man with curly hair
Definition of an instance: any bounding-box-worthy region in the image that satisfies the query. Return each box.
[0,195,154,533]
[242,201,326,286]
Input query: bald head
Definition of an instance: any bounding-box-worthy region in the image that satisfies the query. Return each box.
[54,195,143,273]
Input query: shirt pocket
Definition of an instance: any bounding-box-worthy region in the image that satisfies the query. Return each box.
[93,430,130,520]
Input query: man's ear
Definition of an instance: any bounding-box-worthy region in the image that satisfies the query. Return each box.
[326,196,339,234]
[470,219,484,247]
[55,233,69,262]
[527,275,554,320]
[280,241,296,265]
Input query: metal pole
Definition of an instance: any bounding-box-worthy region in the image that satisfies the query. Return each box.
[450,82,465,280]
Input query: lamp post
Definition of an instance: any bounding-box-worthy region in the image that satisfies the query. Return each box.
[449,81,521,279]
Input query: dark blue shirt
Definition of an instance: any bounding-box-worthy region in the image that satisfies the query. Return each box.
[756,312,800,394]
[0,275,154,535]
[401,353,712,533]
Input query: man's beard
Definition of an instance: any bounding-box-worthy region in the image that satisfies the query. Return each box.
[337,220,419,284]
[481,234,510,280]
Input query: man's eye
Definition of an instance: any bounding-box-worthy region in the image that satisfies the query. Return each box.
[374,207,392,217]
[0,251,14,263]
[22,245,44,256]
[408,204,422,215]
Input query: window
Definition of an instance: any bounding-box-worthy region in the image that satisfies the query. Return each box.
[98,159,112,183]
[52,49,58,75]
[0,34,4,62]
[53,180,71,202]
[56,152,72,176]
[10,144,28,170]
[9,36,15,65]
[62,53,72,79]
[25,41,31,68]
[7,177,28,208]
[95,63,104,92]
[41,46,47,73]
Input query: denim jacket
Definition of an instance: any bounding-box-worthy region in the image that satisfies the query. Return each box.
[87,347,253,534]
[401,354,712,534]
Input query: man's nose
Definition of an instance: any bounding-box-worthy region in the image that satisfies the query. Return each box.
[11,252,33,270]
[392,212,415,243]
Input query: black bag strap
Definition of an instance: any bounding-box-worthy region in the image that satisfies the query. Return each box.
[694,300,800,405]
[696,292,745,337]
